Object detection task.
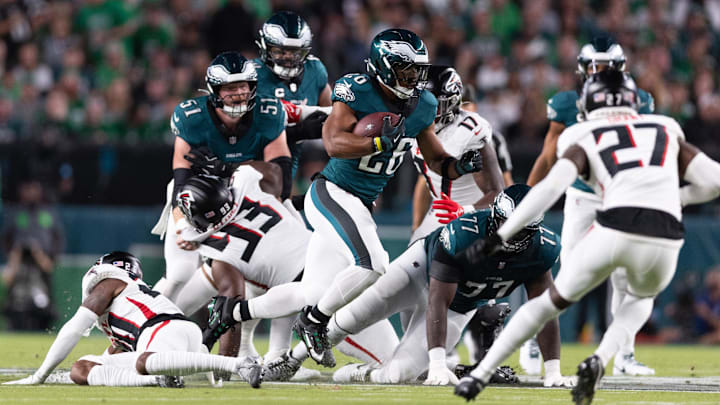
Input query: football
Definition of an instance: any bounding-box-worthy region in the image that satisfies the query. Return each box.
[352,112,402,138]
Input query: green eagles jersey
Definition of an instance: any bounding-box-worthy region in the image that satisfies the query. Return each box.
[547,88,655,192]
[321,73,438,205]
[426,210,561,314]
[170,95,286,164]
[253,55,329,178]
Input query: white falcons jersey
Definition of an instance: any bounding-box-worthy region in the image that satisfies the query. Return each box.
[81,264,183,351]
[557,112,685,220]
[194,166,309,289]
[411,110,491,205]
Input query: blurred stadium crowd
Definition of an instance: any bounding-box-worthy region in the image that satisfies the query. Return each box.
[2,0,720,205]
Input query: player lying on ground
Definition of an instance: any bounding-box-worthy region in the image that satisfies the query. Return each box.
[454,69,720,404]
[2,252,262,388]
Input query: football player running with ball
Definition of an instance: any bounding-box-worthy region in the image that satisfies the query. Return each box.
[290,28,485,366]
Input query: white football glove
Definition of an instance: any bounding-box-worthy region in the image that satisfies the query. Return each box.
[423,348,459,386]
[543,359,577,387]
[423,365,459,386]
[3,374,44,385]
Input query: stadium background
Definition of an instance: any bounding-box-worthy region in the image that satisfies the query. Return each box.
[0,0,719,341]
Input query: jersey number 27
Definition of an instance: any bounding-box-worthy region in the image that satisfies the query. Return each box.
[592,123,668,176]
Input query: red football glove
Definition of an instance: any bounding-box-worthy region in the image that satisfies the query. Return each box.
[281,99,301,124]
[432,193,466,224]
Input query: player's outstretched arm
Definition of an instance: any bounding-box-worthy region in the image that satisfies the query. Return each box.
[527,122,565,186]
[678,140,720,206]
[3,278,123,385]
[210,259,245,358]
[321,101,374,158]
[470,141,504,209]
[424,274,460,386]
[417,124,482,180]
[498,146,587,241]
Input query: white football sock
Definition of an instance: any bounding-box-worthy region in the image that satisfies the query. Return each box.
[144,352,236,376]
[317,266,380,316]
[87,365,158,386]
[291,342,309,361]
[472,291,561,382]
[596,294,653,367]
[248,282,305,319]
[239,318,260,359]
[266,316,294,360]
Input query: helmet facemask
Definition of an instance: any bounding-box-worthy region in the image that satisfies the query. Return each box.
[372,59,429,99]
[211,81,257,118]
[263,40,311,79]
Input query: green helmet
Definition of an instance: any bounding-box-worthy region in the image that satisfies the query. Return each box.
[366,29,430,99]
[257,11,312,80]
[206,51,257,118]
[489,184,544,253]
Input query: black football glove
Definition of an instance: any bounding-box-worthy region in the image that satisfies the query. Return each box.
[475,302,512,329]
[287,110,328,143]
[184,146,235,178]
[489,365,519,384]
[454,376,487,402]
[462,233,504,264]
[202,296,240,350]
[455,149,483,175]
[375,115,405,152]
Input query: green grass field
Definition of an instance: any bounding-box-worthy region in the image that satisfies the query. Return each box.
[1,333,719,404]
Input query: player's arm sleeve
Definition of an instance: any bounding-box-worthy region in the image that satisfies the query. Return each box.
[429,244,463,283]
[269,155,292,200]
[498,159,578,241]
[33,306,98,382]
[681,152,720,205]
[493,132,513,172]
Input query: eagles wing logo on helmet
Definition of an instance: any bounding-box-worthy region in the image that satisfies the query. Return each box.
[206,65,230,86]
[334,81,355,102]
[178,190,195,217]
[378,40,426,63]
[443,70,462,94]
[494,193,516,218]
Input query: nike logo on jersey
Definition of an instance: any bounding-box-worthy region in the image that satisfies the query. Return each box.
[173,113,180,123]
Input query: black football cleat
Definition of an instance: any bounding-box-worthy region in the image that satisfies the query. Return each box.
[454,376,487,401]
[572,354,605,405]
[292,306,333,365]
